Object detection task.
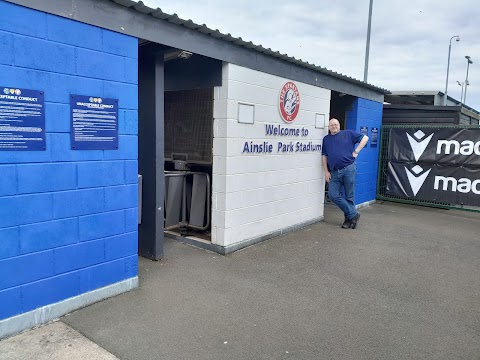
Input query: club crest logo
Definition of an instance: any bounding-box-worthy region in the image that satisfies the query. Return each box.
[3,88,21,96]
[89,97,102,103]
[278,82,300,123]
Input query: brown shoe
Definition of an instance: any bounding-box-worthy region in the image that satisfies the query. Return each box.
[350,213,360,229]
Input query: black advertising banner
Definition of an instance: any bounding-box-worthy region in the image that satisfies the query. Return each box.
[0,86,45,151]
[386,128,480,207]
[70,95,118,150]
[386,161,480,206]
[388,128,480,166]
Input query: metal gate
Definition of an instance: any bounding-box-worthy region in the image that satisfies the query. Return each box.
[376,124,480,213]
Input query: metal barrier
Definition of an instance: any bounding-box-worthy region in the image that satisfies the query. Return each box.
[164,171,211,230]
[376,124,480,213]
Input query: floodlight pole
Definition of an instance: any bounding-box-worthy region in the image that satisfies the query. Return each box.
[363,0,373,82]
[444,35,460,106]
[463,56,473,104]
[457,81,464,107]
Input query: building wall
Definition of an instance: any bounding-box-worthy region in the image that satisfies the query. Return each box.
[346,98,383,205]
[0,2,138,321]
[212,64,329,247]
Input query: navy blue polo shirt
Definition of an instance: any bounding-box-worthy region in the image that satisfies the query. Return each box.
[322,130,364,171]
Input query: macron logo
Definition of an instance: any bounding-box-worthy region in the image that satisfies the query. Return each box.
[406,130,434,161]
[405,165,431,196]
[404,130,434,196]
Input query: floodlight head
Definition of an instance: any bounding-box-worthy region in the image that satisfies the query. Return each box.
[178,51,193,59]
[164,49,193,62]
[455,37,460,42]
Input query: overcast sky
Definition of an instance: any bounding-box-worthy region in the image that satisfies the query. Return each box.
[140,0,480,111]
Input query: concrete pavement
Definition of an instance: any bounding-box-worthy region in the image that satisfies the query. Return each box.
[1,201,480,359]
[0,321,118,360]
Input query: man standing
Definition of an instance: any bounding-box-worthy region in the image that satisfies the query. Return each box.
[322,118,369,229]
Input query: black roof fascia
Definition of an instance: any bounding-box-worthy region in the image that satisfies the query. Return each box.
[383,104,461,112]
[6,0,387,102]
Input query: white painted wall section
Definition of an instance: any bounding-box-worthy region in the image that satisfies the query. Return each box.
[212,63,330,247]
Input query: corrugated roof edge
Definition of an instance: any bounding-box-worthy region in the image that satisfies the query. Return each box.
[112,0,389,95]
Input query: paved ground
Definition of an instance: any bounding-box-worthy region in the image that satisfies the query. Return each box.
[0,321,118,360]
[2,201,480,359]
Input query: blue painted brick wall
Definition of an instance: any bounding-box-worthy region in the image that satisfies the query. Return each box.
[0,165,16,196]
[19,218,79,254]
[105,185,138,211]
[76,48,125,82]
[77,161,125,188]
[54,239,106,274]
[0,31,14,65]
[105,233,138,261]
[14,36,76,74]
[0,287,22,320]
[79,210,126,242]
[346,98,383,205]
[125,161,139,184]
[0,227,19,260]
[53,188,105,219]
[17,163,77,194]
[47,16,103,52]
[79,259,127,293]
[45,103,70,133]
[22,272,81,313]
[0,2,138,321]
[0,1,47,38]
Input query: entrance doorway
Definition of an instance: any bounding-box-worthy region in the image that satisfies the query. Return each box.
[324,91,357,207]
[137,41,222,259]
[330,91,355,130]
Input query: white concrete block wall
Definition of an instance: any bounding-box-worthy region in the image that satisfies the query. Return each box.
[212,63,330,247]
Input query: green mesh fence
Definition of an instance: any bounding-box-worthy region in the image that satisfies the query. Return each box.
[376,124,480,213]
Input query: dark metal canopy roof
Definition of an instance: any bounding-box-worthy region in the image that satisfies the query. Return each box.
[386,91,479,115]
[385,92,437,106]
[112,0,387,95]
[7,0,388,100]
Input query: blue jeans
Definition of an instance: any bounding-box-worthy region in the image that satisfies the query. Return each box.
[328,162,357,220]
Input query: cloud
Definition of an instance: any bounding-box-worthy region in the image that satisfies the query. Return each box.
[140,0,480,111]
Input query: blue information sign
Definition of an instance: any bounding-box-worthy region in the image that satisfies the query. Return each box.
[0,86,45,151]
[70,95,118,150]
[371,127,378,147]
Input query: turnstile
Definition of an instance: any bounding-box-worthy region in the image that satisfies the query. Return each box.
[164,171,211,231]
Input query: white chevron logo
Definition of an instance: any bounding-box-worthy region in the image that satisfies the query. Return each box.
[405,165,431,196]
[406,130,434,161]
